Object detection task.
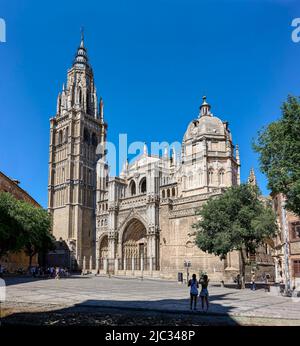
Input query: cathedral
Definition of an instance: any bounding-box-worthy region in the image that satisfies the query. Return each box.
[48,35,247,280]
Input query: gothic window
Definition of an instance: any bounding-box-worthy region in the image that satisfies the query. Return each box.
[140,178,146,194]
[83,128,90,145]
[189,175,193,187]
[293,260,300,277]
[162,190,165,198]
[167,189,170,198]
[129,180,136,196]
[199,171,203,185]
[218,169,225,185]
[58,130,63,145]
[91,133,97,147]
[290,222,300,240]
[65,126,69,143]
[78,87,82,105]
[208,168,214,185]
[172,187,176,197]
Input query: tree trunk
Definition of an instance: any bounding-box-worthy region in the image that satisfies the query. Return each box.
[29,254,33,269]
[240,249,246,289]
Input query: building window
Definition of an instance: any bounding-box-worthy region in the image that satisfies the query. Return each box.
[129,180,136,196]
[162,190,165,198]
[208,169,214,185]
[218,169,225,185]
[140,178,146,194]
[167,189,170,198]
[58,130,63,145]
[290,222,300,240]
[172,187,176,197]
[293,260,300,277]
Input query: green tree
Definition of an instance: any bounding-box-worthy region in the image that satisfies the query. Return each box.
[15,201,55,267]
[253,95,300,216]
[0,192,54,266]
[193,184,278,288]
[0,192,25,256]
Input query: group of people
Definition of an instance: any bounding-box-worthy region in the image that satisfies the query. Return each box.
[188,273,209,311]
[29,266,70,279]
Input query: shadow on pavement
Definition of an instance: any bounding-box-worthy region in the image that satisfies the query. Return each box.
[1,294,240,326]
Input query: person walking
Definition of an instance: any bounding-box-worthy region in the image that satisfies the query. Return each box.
[251,272,256,291]
[188,274,199,311]
[55,266,60,280]
[199,274,210,312]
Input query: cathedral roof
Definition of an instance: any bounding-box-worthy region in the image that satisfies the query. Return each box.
[183,97,226,141]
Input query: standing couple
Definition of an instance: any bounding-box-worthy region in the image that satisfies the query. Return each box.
[188,273,209,311]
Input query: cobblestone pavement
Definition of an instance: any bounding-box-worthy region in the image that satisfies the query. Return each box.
[1,275,300,326]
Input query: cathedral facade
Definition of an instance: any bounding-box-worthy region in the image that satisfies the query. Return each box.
[48,37,243,280]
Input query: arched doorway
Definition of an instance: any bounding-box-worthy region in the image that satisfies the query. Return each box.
[99,235,108,270]
[122,218,147,270]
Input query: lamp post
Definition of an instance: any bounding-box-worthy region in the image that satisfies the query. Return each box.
[281,197,291,294]
[184,260,191,283]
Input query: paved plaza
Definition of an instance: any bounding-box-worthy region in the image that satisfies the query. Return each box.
[1,275,300,326]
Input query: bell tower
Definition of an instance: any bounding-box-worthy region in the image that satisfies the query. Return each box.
[48,32,107,269]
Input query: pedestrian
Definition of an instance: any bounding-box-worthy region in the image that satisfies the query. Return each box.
[199,274,210,312]
[264,274,270,292]
[55,266,60,280]
[188,274,199,311]
[236,274,241,289]
[251,272,256,291]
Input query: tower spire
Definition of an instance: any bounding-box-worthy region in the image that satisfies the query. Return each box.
[73,28,89,68]
[248,167,257,186]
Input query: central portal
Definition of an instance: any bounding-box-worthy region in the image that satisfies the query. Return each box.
[122,218,147,270]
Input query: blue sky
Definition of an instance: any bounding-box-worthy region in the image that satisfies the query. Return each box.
[0,0,300,208]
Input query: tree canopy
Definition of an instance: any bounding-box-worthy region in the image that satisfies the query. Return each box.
[0,192,55,264]
[253,95,300,216]
[193,184,278,285]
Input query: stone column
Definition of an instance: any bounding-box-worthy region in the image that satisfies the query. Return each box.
[104,258,108,274]
[89,256,93,271]
[114,258,118,274]
[132,256,135,275]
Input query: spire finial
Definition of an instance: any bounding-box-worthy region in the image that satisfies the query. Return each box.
[199,95,211,117]
[143,143,148,155]
[248,167,257,186]
[99,97,104,122]
[80,26,84,47]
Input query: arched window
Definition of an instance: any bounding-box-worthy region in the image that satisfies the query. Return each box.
[167,189,170,198]
[208,168,214,185]
[140,177,146,194]
[162,190,165,198]
[199,171,203,185]
[189,174,193,187]
[78,87,82,105]
[129,180,136,196]
[65,126,69,143]
[58,130,63,145]
[83,128,90,144]
[91,133,97,147]
[172,187,176,197]
[219,169,225,185]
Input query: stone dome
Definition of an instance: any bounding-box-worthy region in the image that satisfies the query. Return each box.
[183,115,225,141]
[183,97,226,141]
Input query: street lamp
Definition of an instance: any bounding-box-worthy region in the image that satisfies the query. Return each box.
[281,197,291,295]
[184,260,191,283]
